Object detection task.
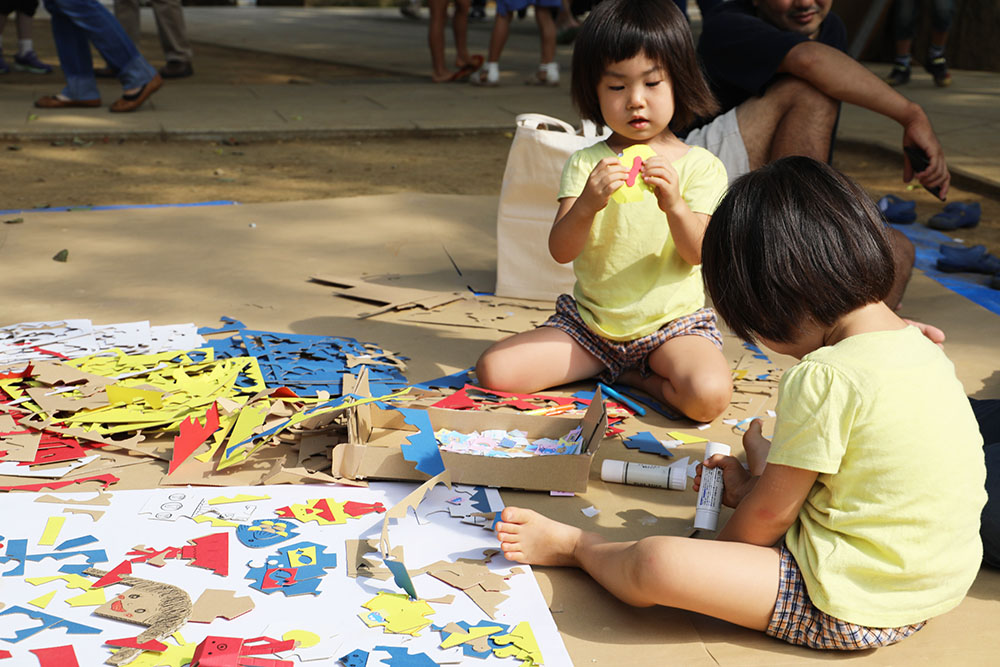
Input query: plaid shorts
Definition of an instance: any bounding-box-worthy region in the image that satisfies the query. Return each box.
[542,294,723,384]
[766,544,926,650]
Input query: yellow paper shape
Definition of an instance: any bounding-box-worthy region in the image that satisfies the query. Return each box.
[666,431,708,445]
[66,587,107,607]
[192,514,239,528]
[38,516,66,546]
[492,621,543,666]
[26,573,93,590]
[440,625,504,650]
[106,384,164,409]
[611,144,657,204]
[360,592,435,636]
[283,629,320,648]
[114,635,198,667]
[28,591,57,609]
[207,493,271,505]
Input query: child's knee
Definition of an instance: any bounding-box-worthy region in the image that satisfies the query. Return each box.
[475,347,515,391]
[683,371,732,422]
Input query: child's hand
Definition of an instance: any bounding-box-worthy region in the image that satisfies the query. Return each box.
[641,155,682,213]
[694,454,752,508]
[577,157,628,214]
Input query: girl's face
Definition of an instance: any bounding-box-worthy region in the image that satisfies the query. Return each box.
[597,53,675,145]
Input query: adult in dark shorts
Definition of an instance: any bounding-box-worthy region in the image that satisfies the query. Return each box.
[686,0,951,310]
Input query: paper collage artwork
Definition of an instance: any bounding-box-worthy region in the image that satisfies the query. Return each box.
[0,483,571,666]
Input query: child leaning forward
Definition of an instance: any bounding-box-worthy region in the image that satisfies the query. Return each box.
[476,0,732,422]
[496,157,987,650]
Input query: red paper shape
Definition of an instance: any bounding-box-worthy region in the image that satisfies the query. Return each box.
[0,650,11,659]
[0,362,33,379]
[105,637,169,651]
[185,533,229,576]
[625,155,643,187]
[29,645,79,667]
[92,560,133,587]
[191,636,295,667]
[169,403,220,474]
[342,501,386,517]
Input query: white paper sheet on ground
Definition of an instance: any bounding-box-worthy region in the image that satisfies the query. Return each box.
[0,483,573,666]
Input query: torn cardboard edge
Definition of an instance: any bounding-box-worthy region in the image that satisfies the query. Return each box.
[309,274,465,319]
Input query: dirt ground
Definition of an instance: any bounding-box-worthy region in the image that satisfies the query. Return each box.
[2,21,998,258]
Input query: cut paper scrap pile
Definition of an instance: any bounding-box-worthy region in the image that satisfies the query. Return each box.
[436,426,584,458]
[0,317,415,491]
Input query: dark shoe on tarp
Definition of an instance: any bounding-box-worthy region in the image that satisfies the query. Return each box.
[886,63,911,87]
[937,244,1000,274]
[928,202,981,230]
[877,194,917,223]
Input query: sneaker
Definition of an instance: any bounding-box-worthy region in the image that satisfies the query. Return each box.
[924,55,952,87]
[0,54,9,75]
[885,63,911,87]
[13,50,53,74]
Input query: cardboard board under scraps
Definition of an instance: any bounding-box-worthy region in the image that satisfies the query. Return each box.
[310,274,466,318]
[2,483,571,665]
[398,296,555,334]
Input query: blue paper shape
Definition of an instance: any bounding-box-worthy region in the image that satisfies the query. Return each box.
[411,367,474,391]
[340,649,369,667]
[374,646,438,667]
[55,535,99,551]
[384,558,418,599]
[623,431,673,458]
[236,518,300,548]
[397,408,446,476]
[0,606,101,642]
[468,487,492,513]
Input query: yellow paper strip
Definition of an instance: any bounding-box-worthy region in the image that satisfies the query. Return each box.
[39,516,66,546]
[66,587,107,607]
[207,494,271,505]
[666,431,708,445]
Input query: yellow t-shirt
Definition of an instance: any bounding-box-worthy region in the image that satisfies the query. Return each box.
[558,143,728,341]
[768,327,986,627]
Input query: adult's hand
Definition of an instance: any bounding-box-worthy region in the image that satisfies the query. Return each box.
[902,108,951,200]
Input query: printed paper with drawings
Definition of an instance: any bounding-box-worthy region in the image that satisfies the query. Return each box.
[0,483,572,666]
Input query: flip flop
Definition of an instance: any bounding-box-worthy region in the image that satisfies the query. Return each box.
[876,194,917,224]
[450,55,484,82]
[936,244,1000,274]
[928,202,981,230]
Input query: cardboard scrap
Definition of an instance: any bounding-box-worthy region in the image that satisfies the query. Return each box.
[435,620,509,658]
[189,590,255,624]
[410,550,523,619]
[84,567,193,666]
[309,274,464,319]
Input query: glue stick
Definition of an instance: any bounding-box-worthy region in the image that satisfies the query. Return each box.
[693,441,731,531]
[601,459,686,491]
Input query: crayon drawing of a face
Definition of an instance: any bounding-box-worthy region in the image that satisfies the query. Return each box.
[98,589,161,622]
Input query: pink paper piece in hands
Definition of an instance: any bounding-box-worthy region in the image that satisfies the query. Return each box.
[625,155,643,187]
[169,403,220,474]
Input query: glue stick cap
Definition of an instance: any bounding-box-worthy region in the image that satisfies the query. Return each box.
[667,465,687,491]
[704,441,731,460]
[601,459,626,484]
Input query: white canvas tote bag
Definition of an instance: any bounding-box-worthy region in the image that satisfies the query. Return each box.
[495,113,610,301]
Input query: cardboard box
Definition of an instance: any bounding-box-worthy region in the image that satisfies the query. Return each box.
[332,377,607,493]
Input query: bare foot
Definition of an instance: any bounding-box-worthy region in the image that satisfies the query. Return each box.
[496,507,583,566]
[742,419,771,476]
[431,71,453,83]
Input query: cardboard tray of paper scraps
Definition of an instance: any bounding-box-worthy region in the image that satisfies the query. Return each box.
[332,379,608,493]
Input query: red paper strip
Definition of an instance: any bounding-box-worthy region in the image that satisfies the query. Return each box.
[0,363,33,379]
[169,403,220,474]
[0,473,118,492]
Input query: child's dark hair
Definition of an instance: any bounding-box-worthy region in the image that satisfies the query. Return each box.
[702,156,895,344]
[571,0,718,132]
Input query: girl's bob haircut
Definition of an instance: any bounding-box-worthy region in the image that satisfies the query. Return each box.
[702,156,896,344]
[571,0,718,132]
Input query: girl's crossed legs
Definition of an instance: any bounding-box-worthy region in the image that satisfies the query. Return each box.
[475,320,731,422]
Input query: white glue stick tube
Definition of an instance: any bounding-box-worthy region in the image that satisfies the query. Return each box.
[601,459,687,491]
[693,441,732,531]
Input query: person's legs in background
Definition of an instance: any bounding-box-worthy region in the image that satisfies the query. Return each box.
[150,0,193,78]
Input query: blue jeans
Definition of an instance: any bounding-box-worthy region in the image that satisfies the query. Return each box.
[42,0,156,101]
[891,0,954,41]
[971,398,1000,568]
